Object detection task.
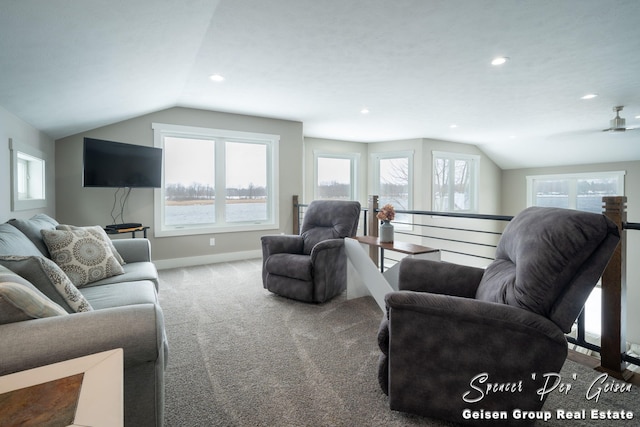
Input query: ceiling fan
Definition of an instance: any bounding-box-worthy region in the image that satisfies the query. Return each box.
[602,106,639,132]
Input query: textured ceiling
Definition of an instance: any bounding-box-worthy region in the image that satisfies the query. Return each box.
[1,0,639,169]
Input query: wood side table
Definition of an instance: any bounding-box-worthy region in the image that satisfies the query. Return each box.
[105,226,149,238]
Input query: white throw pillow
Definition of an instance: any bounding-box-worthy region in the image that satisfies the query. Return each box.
[56,224,125,265]
[41,228,125,287]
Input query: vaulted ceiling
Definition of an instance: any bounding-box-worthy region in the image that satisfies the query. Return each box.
[1,0,639,169]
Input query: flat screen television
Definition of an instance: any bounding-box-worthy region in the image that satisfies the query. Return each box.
[83,138,162,188]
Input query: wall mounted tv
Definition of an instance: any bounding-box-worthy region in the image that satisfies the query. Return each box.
[83,138,162,188]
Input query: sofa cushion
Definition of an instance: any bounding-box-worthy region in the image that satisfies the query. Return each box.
[0,265,68,324]
[0,256,93,313]
[0,223,43,257]
[83,261,159,290]
[81,281,159,310]
[56,224,126,265]
[41,228,125,287]
[8,214,59,257]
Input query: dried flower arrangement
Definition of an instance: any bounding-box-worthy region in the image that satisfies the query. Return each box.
[376,204,396,222]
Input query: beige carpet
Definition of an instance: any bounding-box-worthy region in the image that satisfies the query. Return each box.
[158,259,638,426]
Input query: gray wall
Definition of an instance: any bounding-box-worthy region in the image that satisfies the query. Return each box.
[0,105,56,222]
[502,161,640,345]
[55,107,303,267]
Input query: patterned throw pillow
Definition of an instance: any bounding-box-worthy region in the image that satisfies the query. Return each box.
[0,256,93,313]
[41,228,125,287]
[0,265,68,324]
[56,224,126,265]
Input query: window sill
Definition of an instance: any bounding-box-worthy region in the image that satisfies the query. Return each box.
[154,222,280,238]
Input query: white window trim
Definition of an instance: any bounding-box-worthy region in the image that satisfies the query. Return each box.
[432,151,480,213]
[152,123,279,237]
[9,138,47,211]
[313,151,359,200]
[525,170,626,209]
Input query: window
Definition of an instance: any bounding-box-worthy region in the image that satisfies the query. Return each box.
[526,171,625,213]
[10,138,47,211]
[373,151,413,226]
[153,123,279,236]
[432,151,479,212]
[314,152,358,200]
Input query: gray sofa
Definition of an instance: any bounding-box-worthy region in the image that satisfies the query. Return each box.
[0,214,167,426]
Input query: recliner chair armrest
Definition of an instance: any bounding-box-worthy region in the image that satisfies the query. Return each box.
[310,239,347,302]
[261,234,304,257]
[398,258,484,297]
[309,238,344,262]
[386,291,566,342]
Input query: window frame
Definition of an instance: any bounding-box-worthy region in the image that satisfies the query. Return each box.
[313,151,359,201]
[432,151,479,213]
[10,138,47,211]
[372,151,414,231]
[525,170,625,211]
[152,123,279,237]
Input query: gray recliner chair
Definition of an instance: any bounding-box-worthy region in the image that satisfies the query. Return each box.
[261,200,361,303]
[377,206,620,425]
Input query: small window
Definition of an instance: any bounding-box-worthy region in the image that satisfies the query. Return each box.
[432,151,479,212]
[314,152,358,200]
[526,171,625,213]
[10,139,47,211]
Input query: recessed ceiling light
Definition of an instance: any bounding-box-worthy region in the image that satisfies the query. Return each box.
[635,115,640,119]
[491,57,509,66]
[581,93,598,100]
[449,124,458,129]
[360,108,370,114]
[209,74,225,82]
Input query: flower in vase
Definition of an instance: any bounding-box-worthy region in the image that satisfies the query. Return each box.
[376,204,396,222]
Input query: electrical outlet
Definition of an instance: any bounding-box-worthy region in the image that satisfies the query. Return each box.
[209,238,216,246]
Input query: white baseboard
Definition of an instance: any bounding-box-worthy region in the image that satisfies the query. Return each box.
[153,250,262,270]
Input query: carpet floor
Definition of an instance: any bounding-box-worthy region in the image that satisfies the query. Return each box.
[158,259,639,426]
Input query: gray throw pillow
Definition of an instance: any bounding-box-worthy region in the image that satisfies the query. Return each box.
[0,223,44,258]
[8,213,59,257]
[0,256,93,313]
[0,265,68,324]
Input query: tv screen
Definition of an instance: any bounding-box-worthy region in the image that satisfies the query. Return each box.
[83,138,162,188]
